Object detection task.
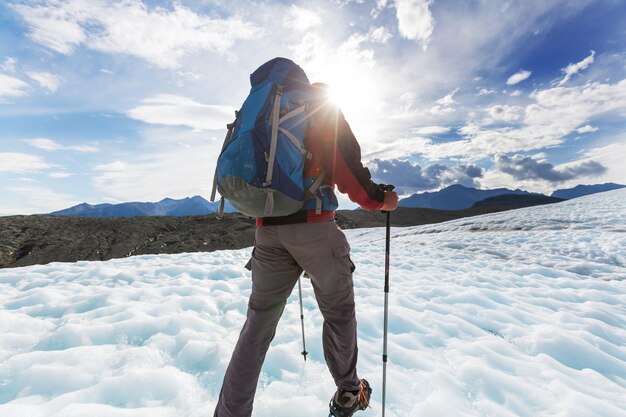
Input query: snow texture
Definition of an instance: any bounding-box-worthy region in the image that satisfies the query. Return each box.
[1,189,625,417]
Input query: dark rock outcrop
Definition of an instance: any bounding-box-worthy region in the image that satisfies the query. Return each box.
[1,206,519,269]
[0,213,255,268]
[471,193,564,209]
[551,183,625,199]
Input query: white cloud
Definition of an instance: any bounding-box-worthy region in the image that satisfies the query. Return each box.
[127,95,236,131]
[428,105,456,115]
[336,35,377,70]
[395,0,434,50]
[16,3,85,54]
[369,26,393,44]
[284,5,322,31]
[94,161,128,172]
[526,79,626,126]
[457,123,480,138]
[479,165,554,194]
[6,185,77,214]
[371,0,389,18]
[91,142,221,202]
[0,152,54,173]
[411,126,451,135]
[427,88,458,115]
[578,141,626,186]
[398,92,417,112]
[13,1,262,68]
[486,104,522,123]
[495,153,606,182]
[487,140,626,194]
[26,71,61,92]
[292,33,327,71]
[1,57,17,73]
[362,136,434,161]
[369,158,483,192]
[25,138,61,151]
[477,88,496,96]
[437,88,458,106]
[69,145,100,153]
[50,172,72,178]
[413,79,626,160]
[506,69,532,85]
[25,137,99,153]
[576,124,598,134]
[558,50,595,86]
[0,74,28,97]
[510,89,522,97]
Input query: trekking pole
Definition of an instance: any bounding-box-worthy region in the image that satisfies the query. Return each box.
[381,184,394,417]
[298,277,309,361]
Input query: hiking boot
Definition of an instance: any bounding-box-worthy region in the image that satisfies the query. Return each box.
[328,379,372,417]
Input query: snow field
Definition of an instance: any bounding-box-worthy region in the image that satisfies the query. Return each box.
[1,189,625,416]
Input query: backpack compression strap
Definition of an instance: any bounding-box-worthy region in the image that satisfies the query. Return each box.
[278,99,309,157]
[304,170,327,215]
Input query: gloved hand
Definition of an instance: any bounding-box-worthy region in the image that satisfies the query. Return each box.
[379,184,398,211]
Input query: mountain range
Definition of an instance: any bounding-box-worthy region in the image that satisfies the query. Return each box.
[51,196,236,218]
[399,184,530,210]
[550,182,625,199]
[48,183,624,217]
[400,183,624,210]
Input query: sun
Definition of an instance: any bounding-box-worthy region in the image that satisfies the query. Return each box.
[324,73,371,115]
[326,84,346,108]
[308,59,385,145]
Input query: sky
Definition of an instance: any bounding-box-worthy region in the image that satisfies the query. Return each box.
[1,0,625,215]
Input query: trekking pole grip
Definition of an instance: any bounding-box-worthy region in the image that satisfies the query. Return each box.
[380,184,396,214]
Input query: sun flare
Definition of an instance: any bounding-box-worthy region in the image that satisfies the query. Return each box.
[312,63,382,143]
[324,70,376,116]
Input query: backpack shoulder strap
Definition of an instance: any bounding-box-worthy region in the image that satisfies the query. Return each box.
[264,86,283,188]
[211,112,239,219]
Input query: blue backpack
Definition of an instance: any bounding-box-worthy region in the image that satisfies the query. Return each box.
[211,58,326,218]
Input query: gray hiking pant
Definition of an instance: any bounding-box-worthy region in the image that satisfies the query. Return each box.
[213,219,360,417]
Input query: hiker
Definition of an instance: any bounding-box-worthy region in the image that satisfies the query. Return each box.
[213,59,398,417]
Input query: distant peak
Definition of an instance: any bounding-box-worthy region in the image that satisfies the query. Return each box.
[444,184,471,190]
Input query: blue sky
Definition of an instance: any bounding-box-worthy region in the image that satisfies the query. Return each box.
[1,0,625,215]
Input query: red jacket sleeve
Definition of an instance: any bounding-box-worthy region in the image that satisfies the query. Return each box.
[310,105,385,210]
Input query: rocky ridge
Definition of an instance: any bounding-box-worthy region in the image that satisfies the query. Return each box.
[1,206,522,268]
